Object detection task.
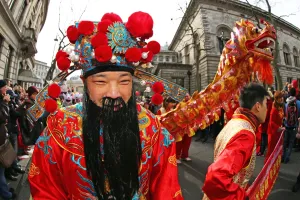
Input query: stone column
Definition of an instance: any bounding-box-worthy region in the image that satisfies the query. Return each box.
[32,0,42,28]
[19,1,33,29]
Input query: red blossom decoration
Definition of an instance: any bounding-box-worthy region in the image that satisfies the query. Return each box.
[45,99,58,113]
[125,47,142,62]
[94,45,113,62]
[57,57,71,71]
[48,83,61,99]
[147,41,161,54]
[97,20,112,33]
[152,82,164,94]
[66,25,79,44]
[55,50,68,60]
[101,13,123,23]
[151,93,163,105]
[126,12,153,39]
[78,21,95,36]
[91,33,108,48]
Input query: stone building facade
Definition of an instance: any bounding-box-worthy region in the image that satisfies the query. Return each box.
[168,0,300,93]
[0,0,49,89]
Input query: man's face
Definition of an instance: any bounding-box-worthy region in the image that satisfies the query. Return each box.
[288,84,292,91]
[85,71,133,107]
[31,92,38,100]
[0,86,7,96]
[255,96,268,123]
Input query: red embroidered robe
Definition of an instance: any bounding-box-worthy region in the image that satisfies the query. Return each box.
[28,103,183,200]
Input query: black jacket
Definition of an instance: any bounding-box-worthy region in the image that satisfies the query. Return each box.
[0,97,9,145]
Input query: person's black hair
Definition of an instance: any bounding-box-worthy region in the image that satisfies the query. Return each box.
[239,83,269,110]
[290,87,296,96]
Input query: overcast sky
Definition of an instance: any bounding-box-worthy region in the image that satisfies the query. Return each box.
[35,0,300,67]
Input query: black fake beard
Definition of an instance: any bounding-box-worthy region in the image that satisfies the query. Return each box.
[82,92,141,200]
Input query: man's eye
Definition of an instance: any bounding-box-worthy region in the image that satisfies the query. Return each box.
[120,80,130,84]
[96,81,106,84]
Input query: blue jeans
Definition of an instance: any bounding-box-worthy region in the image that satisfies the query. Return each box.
[283,128,297,161]
[0,167,12,199]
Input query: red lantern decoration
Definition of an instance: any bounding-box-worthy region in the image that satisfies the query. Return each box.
[125,47,142,62]
[135,91,140,96]
[78,21,95,36]
[91,33,108,48]
[147,41,161,54]
[126,12,153,39]
[57,57,71,71]
[94,45,113,62]
[67,25,79,44]
[97,20,112,33]
[56,50,68,60]
[101,13,123,23]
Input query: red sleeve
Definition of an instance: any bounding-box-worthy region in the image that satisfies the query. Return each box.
[150,125,183,200]
[28,128,68,199]
[202,130,255,200]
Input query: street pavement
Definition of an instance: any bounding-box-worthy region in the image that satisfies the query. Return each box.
[178,137,300,200]
[12,137,300,200]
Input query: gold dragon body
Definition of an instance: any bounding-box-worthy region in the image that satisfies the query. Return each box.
[160,19,277,141]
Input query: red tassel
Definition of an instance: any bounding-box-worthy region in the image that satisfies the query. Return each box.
[101,13,123,23]
[97,20,113,33]
[91,33,108,48]
[151,93,163,105]
[67,25,79,44]
[57,57,71,71]
[94,45,112,62]
[147,41,161,54]
[125,47,142,62]
[126,12,153,39]
[45,99,58,113]
[152,82,164,94]
[48,83,61,99]
[56,50,68,60]
[78,21,95,36]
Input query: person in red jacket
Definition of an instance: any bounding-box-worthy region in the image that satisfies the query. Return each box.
[256,97,273,156]
[264,91,285,163]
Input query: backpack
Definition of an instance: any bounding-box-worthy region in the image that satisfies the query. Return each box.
[287,99,298,127]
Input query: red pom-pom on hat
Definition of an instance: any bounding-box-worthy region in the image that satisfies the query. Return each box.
[141,30,153,41]
[56,50,68,60]
[45,99,58,113]
[57,57,71,71]
[97,20,112,33]
[152,82,164,94]
[125,47,142,62]
[151,93,163,105]
[147,41,161,54]
[91,33,108,48]
[126,12,153,39]
[48,83,61,99]
[94,45,113,62]
[141,48,154,62]
[67,25,79,44]
[101,13,123,23]
[78,21,95,36]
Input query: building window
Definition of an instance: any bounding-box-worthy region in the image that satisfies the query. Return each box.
[293,47,299,67]
[283,44,291,65]
[287,77,292,83]
[172,56,176,63]
[159,56,163,62]
[4,46,14,79]
[217,27,231,54]
[165,56,170,62]
[172,78,184,87]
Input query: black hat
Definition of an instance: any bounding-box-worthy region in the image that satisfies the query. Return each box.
[0,80,6,89]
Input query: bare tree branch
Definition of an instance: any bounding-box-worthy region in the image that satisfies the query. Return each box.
[78,0,90,21]
[58,0,63,30]
[245,0,262,29]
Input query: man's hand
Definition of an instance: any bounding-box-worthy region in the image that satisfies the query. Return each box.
[277,127,285,133]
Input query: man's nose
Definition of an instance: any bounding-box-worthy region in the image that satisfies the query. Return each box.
[106,85,121,99]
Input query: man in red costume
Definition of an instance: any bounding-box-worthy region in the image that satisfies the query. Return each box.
[202,83,269,200]
[28,12,183,200]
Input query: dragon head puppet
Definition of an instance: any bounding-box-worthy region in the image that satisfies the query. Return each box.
[160,19,277,141]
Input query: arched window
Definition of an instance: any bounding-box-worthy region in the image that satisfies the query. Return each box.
[217,27,231,54]
[283,44,291,65]
[293,47,299,67]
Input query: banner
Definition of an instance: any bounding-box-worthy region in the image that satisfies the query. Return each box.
[246,131,284,200]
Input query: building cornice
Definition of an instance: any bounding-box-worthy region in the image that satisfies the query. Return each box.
[169,0,300,50]
[0,0,22,39]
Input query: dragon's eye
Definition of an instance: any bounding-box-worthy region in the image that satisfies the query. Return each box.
[252,27,261,34]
